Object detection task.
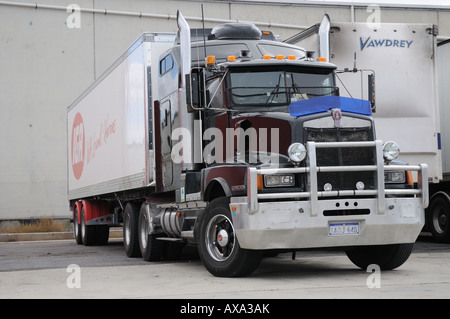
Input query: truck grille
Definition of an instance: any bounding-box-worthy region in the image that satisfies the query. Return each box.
[305,127,375,192]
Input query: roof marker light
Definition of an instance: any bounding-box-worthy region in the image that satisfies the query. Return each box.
[263,55,271,60]
[206,55,216,66]
[227,55,236,62]
[287,55,296,60]
[276,55,284,60]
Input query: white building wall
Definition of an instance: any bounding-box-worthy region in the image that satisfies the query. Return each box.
[0,0,449,219]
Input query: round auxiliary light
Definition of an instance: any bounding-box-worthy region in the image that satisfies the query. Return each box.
[324,183,333,192]
[287,143,307,164]
[382,141,400,162]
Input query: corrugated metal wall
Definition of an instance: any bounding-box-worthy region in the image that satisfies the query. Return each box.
[0,0,449,219]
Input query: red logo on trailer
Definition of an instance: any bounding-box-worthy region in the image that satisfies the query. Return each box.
[71,112,85,180]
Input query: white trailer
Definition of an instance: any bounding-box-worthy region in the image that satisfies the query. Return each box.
[68,33,175,199]
[431,39,450,242]
[288,20,449,241]
[67,33,175,244]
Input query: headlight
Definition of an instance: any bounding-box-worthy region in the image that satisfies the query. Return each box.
[288,143,307,164]
[382,141,400,162]
[264,174,295,187]
[384,171,406,183]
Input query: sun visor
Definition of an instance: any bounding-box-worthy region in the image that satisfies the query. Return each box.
[289,96,372,117]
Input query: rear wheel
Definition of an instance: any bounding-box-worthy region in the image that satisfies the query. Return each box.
[138,204,164,261]
[96,225,110,246]
[346,243,414,270]
[124,202,142,258]
[73,204,82,245]
[81,206,96,246]
[197,197,263,277]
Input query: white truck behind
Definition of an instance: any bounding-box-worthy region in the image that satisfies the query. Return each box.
[288,19,449,242]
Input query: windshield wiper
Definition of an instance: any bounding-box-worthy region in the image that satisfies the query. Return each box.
[265,74,283,104]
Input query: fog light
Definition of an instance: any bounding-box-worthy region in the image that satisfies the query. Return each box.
[356,181,365,190]
[324,183,333,192]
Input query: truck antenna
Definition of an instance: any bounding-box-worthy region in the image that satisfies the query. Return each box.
[201,4,207,60]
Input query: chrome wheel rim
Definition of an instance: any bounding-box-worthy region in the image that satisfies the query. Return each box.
[124,214,131,246]
[433,205,448,234]
[205,214,235,262]
[139,213,149,249]
[74,209,79,237]
[81,210,86,239]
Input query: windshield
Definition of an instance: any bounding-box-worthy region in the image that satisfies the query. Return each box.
[228,68,337,108]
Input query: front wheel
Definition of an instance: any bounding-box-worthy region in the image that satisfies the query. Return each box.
[197,197,263,277]
[346,243,414,270]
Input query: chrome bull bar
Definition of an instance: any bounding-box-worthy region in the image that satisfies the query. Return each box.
[247,140,429,214]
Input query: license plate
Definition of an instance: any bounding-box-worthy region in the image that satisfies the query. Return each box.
[328,222,359,236]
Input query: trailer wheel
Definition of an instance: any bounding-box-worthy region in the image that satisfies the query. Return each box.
[197,197,263,277]
[427,194,450,243]
[96,225,110,246]
[73,203,82,245]
[123,202,142,258]
[345,243,414,270]
[138,204,163,261]
[81,206,96,246]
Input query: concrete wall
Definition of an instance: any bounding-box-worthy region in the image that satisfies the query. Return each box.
[1,0,449,220]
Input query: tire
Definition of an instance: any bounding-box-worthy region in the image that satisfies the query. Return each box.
[81,207,96,246]
[427,195,450,243]
[73,204,82,245]
[96,225,110,246]
[123,202,142,258]
[197,197,263,277]
[138,204,163,261]
[346,243,414,270]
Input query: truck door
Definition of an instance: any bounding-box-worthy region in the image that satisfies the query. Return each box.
[159,99,173,187]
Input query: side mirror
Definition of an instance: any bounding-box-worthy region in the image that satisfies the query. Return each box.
[186,69,206,112]
[368,73,376,112]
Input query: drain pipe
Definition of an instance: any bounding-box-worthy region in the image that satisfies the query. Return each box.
[4,0,447,42]
[0,0,308,30]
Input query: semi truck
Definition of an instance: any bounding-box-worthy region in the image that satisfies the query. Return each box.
[287,19,450,243]
[67,12,428,277]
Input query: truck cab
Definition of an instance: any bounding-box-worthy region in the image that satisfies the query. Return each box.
[200,57,378,198]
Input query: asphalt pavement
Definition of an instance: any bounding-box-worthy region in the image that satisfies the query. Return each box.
[1,232,450,299]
